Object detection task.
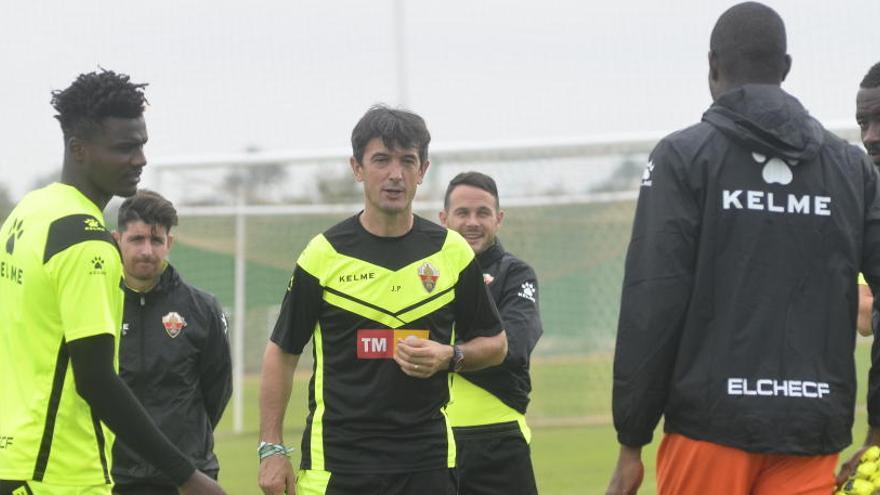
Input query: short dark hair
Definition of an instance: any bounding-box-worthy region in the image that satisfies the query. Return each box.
[117,189,178,234]
[861,62,880,89]
[51,69,148,140]
[444,171,500,210]
[709,2,788,84]
[351,104,431,164]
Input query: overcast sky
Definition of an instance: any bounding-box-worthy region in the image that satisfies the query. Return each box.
[0,0,876,199]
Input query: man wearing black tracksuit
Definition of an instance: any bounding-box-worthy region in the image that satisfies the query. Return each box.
[111,190,232,495]
[441,171,542,495]
[607,3,880,495]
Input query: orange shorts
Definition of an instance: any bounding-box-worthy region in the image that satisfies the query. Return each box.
[656,433,838,495]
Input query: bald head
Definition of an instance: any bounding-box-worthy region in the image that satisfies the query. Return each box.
[708,2,791,99]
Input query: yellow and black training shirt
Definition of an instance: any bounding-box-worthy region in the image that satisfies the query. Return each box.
[0,183,123,486]
[271,214,503,474]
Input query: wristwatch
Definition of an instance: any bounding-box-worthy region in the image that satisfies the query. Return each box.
[447,344,464,372]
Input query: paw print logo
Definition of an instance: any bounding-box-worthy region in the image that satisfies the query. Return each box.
[641,160,654,187]
[517,281,537,303]
[753,152,798,186]
[5,218,23,255]
[90,256,107,275]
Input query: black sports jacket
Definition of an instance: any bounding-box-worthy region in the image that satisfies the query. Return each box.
[613,84,880,455]
[461,240,542,414]
[112,264,232,486]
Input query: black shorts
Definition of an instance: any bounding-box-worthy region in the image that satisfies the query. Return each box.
[297,468,457,495]
[453,421,538,495]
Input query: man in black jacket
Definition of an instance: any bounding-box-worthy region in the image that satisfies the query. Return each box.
[440,171,542,495]
[111,190,232,495]
[839,61,880,483]
[607,3,880,495]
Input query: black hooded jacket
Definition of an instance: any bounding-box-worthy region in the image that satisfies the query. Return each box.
[112,264,232,486]
[460,240,542,414]
[612,85,880,455]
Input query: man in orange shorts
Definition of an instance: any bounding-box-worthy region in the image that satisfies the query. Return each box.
[606,3,880,494]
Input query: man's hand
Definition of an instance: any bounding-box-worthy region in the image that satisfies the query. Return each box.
[394,335,453,379]
[837,428,880,488]
[836,445,868,488]
[178,470,227,495]
[259,454,296,495]
[606,445,643,495]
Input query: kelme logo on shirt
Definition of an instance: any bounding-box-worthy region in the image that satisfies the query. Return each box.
[753,152,797,186]
[83,218,104,232]
[5,218,23,255]
[89,256,106,275]
[721,151,831,217]
[518,281,537,303]
[357,329,429,359]
[162,311,187,338]
[641,160,654,187]
[418,262,439,293]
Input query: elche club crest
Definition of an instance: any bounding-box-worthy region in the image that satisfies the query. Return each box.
[162,311,187,338]
[418,262,439,293]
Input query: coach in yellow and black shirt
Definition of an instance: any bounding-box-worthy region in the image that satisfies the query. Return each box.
[258,106,508,495]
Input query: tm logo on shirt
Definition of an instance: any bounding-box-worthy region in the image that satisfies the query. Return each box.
[357,329,429,358]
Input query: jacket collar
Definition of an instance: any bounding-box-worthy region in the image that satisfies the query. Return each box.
[124,263,181,299]
[476,239,505,268]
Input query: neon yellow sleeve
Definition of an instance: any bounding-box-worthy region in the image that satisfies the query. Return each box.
[48,240,124,342]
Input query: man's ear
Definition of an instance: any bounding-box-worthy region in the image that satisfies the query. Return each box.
[112,230,121,243]
[350,156,363,182]
[438,210,448,226]
[166,233,174,251]
[418,159,431,185]
[68,136,88,163]
[496,209,505,229]
[708,49,720,83]
[781,54,792,82]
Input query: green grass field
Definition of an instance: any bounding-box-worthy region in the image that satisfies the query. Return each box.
[211,343,875,494]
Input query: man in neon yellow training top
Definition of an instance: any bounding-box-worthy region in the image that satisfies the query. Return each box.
[0,69,224,495]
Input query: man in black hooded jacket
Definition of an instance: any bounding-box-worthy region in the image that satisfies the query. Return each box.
[606,3,880,495]
[111,190,232,495]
